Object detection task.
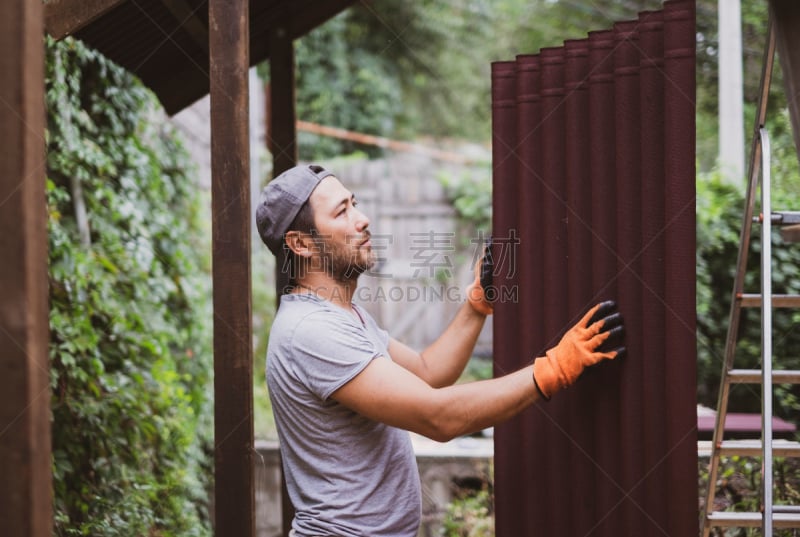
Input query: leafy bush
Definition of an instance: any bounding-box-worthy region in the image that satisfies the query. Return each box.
[46,37,213,536]
[439,165,493,235]
[441,488,494,537]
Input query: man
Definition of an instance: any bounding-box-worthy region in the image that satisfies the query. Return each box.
[255,164,625,537]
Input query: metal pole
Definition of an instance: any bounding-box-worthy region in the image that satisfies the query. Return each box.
[760,127,773,535]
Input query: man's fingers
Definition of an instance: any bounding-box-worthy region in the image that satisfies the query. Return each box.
[597,312,623,332]
[598,323,625,352]
[608,346,627,359]
[587,319,625,356]
[585,300,618,328]
[592,345,627,364]
[479,237,493,294]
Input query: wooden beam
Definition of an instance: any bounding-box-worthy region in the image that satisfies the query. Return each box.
[162,0,209,54]
[287,0,358,40]
[209,0,254,535]
[0,1,51,537]
[249,0,355,69]
[44,0,126,39]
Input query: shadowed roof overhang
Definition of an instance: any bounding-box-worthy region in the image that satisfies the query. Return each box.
[45,0,357,115]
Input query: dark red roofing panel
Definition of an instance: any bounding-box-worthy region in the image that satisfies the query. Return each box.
[491,2,696,535]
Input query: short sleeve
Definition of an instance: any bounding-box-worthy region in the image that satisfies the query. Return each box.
[289,312,384,400]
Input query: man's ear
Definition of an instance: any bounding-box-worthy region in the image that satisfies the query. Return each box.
[284,230,314,257]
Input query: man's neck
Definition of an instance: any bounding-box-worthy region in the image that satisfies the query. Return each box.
[294,275,357,310]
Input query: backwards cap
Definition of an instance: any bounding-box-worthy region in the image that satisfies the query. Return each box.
[255,164,334,255]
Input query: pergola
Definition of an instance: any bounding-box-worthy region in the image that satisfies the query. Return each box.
[0,1,355,535]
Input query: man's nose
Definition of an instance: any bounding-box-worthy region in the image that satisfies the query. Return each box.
[354,207,369,231]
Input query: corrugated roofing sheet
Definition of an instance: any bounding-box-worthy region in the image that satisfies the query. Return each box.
[491,2,696,535]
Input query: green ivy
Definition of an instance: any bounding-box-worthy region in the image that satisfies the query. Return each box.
[439,164,492,235]
[46,37,212,536]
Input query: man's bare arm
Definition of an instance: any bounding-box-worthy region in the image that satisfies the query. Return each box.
[388,301,487,388]
[331,355,539,442]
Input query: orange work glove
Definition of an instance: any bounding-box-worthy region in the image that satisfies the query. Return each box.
[532,301,625,400]
[466,238,494,316]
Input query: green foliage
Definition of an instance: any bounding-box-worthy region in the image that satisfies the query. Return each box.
[284,0,665,162]
[459,357,494,384]
[293,11,402,160]
[699,456,800,536]
[441,488,494,537]
[46,37,212,536]
[439,164,493,234]
[696,170,800,418]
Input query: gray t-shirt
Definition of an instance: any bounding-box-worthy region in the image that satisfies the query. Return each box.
[266,293,422,537]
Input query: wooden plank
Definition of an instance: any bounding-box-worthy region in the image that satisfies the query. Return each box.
[737,293,800,307]
[209,0,254,535]
[0,1,51,536]
[782,223,800,242]
[44,0,126,39]
[296,120,473,164]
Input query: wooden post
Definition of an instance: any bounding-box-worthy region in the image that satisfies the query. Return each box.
[267,27,298,536]
[268,25,298,300]
[268,27,297,177]
[0,1,51,536]
[209,0,254,535]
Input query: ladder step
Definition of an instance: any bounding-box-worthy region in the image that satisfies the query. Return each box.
[737,293,800,307]
[707,511,800,528]
[755,211,800,225]
[718,439,800,457]
[774,505,800,514]
[729,369,800,384]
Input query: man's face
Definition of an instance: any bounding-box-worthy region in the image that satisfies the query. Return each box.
[307,176,375,282]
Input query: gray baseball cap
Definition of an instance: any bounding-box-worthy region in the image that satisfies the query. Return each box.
[255,164,335,255]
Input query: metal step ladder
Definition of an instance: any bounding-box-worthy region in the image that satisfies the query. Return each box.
[701,5,800,534]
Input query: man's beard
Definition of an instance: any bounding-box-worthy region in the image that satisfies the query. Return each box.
[312,233,375,284]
